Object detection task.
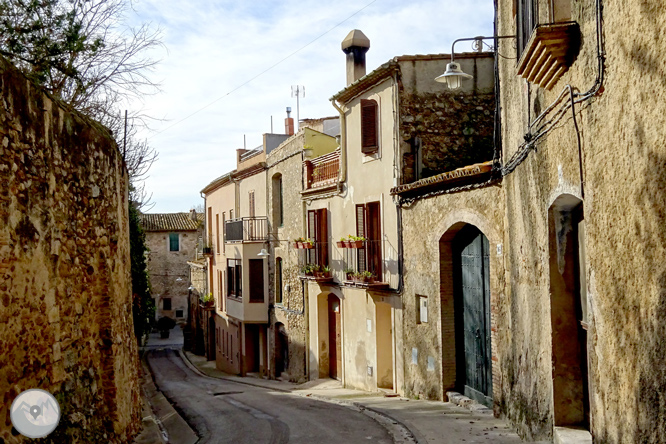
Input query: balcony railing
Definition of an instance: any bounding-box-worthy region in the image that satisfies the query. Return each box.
[294,239,399,289]
[225,217,268,243]
[304,150,340,190]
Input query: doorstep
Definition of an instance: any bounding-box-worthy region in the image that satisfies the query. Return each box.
[554,426,592,444]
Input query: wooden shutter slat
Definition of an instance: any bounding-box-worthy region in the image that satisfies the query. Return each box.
[319,208,328,267]
[356,204,367,272]
[361,99,378,154]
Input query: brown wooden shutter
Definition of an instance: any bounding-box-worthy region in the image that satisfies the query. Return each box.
[361,99,378,154]
[356,204,367,272]
[317,208,328,267]
[367,202,381,277]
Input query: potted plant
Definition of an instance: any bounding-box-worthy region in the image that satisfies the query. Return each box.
[201,292,214,308]
[157,316,176,339]
[301,264,315,276]
[348,234,366,249]
[314,265,331,279]
[202,238,214,255]
[303,238,315,249]
[293,237,306,249]
[344,268,355,281]
[361,270,375,283]
[337,237,347,248]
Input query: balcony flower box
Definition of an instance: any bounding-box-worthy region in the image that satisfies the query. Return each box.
[302,241,315,249]
[336,241,345,248]
[348,240,364,249]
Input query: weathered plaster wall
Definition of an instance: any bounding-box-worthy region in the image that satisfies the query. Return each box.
[145,229,198,321]
[400,186,505,401]
[398,54,495,182]
[267,132,308,381]
[0,58,140,442]
[498,0,666,441]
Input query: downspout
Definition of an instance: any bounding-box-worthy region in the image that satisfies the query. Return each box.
[331,100,347,187]
[392,71,405,295]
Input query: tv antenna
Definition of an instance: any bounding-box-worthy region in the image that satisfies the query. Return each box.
[291,85,305,132]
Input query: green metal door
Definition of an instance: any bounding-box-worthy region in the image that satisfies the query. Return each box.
[455,225,492,406]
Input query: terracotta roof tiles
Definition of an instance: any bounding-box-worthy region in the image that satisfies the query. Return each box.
[139,212,204,232]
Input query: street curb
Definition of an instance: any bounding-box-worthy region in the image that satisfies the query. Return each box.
[178,349,421,444]
[143,352,199,444]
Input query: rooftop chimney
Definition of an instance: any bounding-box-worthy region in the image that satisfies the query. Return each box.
[341,29,370,86]
[285,107,294,136]
[190,208,197,221]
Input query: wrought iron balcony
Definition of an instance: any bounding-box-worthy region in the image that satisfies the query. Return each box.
[224,217,268,243]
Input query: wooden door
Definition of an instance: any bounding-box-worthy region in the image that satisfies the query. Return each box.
[328,295,342,379]
[455,225,492,406]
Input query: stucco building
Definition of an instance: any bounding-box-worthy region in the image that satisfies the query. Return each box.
[202,133,289,376]
[139,210,203,323]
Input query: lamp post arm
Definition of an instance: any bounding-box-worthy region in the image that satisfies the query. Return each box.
[451,35,516,62]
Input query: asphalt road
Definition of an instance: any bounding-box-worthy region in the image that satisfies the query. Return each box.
[146,349,394,444]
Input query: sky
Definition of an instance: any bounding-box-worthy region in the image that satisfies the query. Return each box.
[125,0,495,213]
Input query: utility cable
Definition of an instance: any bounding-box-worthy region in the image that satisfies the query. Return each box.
[149,0,378,139]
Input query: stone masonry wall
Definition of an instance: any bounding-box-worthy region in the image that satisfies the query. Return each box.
[498,0,666,441]
[0,58,140,442]
[266,133,308,381]
[400,92,495,183]
[400,185,505,402]
[145,229,198,322]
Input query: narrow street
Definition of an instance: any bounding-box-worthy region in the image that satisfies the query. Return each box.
[146,348,393,444]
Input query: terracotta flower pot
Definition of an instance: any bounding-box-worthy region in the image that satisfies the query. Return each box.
[349,240,364,248]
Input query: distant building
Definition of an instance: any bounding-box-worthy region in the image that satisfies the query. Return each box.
[139,210,204,322]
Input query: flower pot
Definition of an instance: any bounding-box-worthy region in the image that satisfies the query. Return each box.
[346,273,353,281]
[303,242,315,249]
[292,242,300,249]
[349,240,364,248]
[336,241,344,248]
[342,240,351,248]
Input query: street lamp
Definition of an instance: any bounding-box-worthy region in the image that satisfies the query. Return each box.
[258,248,270,259]
[435,35,515,90]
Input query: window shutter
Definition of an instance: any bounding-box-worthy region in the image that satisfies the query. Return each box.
[318,208,328,267]
[356,204,367,272]
[361,99,378,154]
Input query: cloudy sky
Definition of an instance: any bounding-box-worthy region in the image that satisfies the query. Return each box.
[126,0,495,213]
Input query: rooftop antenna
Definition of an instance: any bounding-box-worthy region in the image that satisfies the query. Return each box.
[291,85,305,132]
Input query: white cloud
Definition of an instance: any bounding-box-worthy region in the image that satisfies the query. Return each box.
[126,0,494,212]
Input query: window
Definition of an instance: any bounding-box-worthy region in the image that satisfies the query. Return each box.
[249,190,255,217]
[517,0,538,57]
[176,309,184,318]
[249,259,265,303]
[272,174,284,228]
[417,295,428,324]
[275,257,283,304]
[169,233,179,251]
[218,270,224,311]
[356,202,382,278]
[307,208,328,267]
[163,298,172,310]
[227,259,242,298]
[361,99,378,154]
[215,214,220,253]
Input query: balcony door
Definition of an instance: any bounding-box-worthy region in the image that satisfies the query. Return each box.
[307,208,328,267]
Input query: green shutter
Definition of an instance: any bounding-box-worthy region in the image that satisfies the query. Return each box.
[169,233,179,251]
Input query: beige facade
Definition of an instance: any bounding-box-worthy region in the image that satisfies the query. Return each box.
[494,0,666,442]
[202,134,288,376]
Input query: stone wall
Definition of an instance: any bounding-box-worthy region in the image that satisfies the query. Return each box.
[0,58,140,442]
[266,133,308,381]
[497,0,666,441]
[145,229,198,322]
[400,185,504,401]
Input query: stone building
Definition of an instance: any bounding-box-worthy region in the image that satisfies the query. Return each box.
[489,0,666,442]
[266,119,339,381]
[389,50,498,405]
[0,57,140,442]
[139,210,203,323]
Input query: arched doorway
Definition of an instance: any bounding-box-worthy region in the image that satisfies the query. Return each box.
[453,225,492,405]
[274,323,289,378]
[441,224,493,406]
[548,194,589,429]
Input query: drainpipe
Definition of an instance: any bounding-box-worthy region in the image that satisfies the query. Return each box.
[331,100,347,186]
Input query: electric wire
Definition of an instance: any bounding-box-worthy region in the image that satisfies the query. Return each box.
[149,0,378,139]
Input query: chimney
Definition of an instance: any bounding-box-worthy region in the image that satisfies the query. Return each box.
[285,107,294,136]
[341,29,370,86]
[190,208,197,221]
